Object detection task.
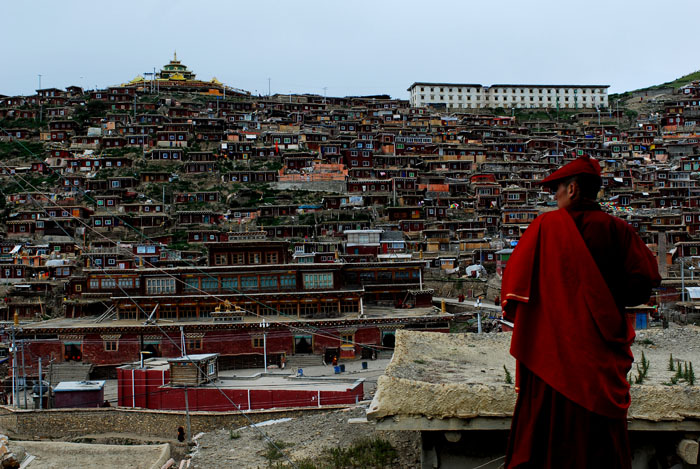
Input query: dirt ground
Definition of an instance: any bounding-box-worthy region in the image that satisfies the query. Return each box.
[189,405,421,468]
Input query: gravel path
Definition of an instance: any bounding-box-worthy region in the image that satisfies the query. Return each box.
[189,405,420,468]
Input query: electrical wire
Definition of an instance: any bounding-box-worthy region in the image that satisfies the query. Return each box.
[0,124,417,354]
[0,148,305,467]
[2,140,438,361]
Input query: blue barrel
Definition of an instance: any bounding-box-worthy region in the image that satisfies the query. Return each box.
[334,365,340,374]
[339,364,345,372]
[362,361,368,370]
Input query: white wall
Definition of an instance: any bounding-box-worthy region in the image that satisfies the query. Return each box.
[409,83,608,109]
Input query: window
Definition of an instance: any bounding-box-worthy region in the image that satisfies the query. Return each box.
[221,277,239,292]
[104,340,118,351]
[252,337,264,348]
[231,253,245,264]
[249,252,261,264]
[184,278,199,291]
[186,337,202,351]
[101,278,116,288]
[260,276,277,290]
[265,252,278,264]
[118,278,133,289]
[146,277,176,295]
[201,277,218,292]
[303,273,333,289]
[341,333,354,344]
[280,275,296,289]
[89,279,99,289]
[214,253,227,265]
[240,276,258,290]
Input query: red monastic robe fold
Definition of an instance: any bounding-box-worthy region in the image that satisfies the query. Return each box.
[502,208,659,419]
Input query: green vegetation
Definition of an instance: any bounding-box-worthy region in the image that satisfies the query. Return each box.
[264,440,293,463]
[103,147,141,158]
[271,437,399,468]
[0,141,44,160]
[685,362,695,386]
[72,100,109,128]
[633,351,650,385]
[0,117,45,130]
[611,69,700,105]
[4,173,59,194]
[651,70,700,90]
[324,438,397,468]
[229,429,240,440]
[669,354,675,372]
[504,365,513,385]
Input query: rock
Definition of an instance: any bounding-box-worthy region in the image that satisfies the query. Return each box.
[676,439,698,465]
[1,453,19,469]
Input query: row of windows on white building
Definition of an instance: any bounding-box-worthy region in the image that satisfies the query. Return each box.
[410,84,608,108]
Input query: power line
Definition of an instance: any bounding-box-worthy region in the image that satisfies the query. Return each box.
[0,125,398,353]
[0,148,304,467]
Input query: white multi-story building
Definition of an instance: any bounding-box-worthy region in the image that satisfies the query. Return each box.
[407,82,609,110]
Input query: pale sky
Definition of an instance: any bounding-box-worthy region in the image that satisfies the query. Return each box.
[3,0,699,99]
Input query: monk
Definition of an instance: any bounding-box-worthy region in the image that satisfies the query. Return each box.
[501,156,661,468]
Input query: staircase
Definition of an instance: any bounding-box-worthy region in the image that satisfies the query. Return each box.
[48,362,94,387]
[285,354,324,370]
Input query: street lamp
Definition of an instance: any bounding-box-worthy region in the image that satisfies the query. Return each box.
[260,319,269,373]
[476,297,483,334]
[140,350,152,368]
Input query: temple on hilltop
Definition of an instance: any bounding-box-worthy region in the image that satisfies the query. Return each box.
[122,52,249,96]
[158,51,196,81]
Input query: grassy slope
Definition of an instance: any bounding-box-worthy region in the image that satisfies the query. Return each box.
[652,70,700,90]
[612,69,700,102]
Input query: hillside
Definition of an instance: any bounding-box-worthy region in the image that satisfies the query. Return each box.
[611,69,700,105]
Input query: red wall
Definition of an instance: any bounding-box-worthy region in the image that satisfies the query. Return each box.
[54,389,104,408]
[19,324,393,371]
[117,367,363,411]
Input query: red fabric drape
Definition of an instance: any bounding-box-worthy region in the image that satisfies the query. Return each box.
[502,208,658,418]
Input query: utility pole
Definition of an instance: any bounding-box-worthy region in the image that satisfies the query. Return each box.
[38,358,42,410]
[322,87,327,105]
[21,339,27,409]
[681,257,685,303]
[10,327,15,408]
[268,78,271,97]
[184,385,192,443]
[38,74,43,123]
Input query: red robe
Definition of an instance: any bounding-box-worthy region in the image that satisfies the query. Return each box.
[502,205,660,468]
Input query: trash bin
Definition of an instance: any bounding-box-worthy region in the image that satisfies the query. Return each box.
[362,361,368,370]
[339,364,345,372]
[334,365,340,374]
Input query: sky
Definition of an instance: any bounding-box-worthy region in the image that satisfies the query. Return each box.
[3,0,700,99]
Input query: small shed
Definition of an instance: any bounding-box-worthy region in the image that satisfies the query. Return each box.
[168,353,219,386]
[53,380,105,408]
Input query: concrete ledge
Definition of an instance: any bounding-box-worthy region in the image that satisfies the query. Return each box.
[367,329,700,430]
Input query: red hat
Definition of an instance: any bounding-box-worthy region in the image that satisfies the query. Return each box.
[538,156,601,187]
